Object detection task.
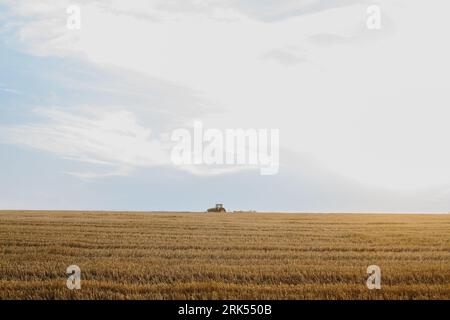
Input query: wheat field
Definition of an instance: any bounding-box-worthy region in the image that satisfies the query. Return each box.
[0,211,449,300]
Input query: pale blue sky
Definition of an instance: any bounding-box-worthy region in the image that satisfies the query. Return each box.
[1,0,449,212]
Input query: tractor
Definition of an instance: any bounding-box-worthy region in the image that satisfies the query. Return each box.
[207,204,227,213]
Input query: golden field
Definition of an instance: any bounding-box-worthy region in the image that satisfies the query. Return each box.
[0,211,449,300]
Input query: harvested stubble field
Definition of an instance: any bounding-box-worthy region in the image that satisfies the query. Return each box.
[0,211,449,300]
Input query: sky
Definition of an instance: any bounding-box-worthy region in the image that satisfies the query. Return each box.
[0,0,449,212]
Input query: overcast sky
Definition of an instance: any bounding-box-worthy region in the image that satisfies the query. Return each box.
[0,0,449,212]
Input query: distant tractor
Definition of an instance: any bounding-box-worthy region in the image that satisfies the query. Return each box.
[207,204,226,213]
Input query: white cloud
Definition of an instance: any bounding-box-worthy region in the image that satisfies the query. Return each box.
[0,109,169,173]
[2,0,450,192]
[262,47,306,66]
[0,108,266,178]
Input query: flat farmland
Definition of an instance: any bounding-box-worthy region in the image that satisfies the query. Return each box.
[0,211,449,299]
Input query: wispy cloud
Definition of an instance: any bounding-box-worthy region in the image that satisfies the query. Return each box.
[0,108,261,178]
[262,47,307,66]
[0,109,170,176]
[226,0,363,22]
[0,86,21,95]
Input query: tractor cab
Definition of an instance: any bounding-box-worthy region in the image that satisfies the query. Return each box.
[207,204,227,213]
